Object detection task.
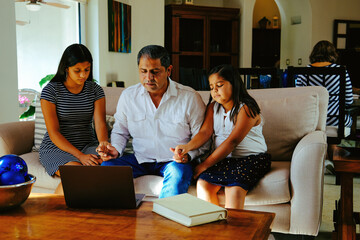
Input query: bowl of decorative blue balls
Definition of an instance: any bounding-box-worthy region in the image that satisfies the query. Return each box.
[0,154,36,211]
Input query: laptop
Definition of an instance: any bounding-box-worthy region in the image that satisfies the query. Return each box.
[59,165,145,209]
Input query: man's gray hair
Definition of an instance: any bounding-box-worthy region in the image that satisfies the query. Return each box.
[137,45,171,68]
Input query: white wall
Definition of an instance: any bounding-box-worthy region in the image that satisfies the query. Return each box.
[86,0,165,88]
[311,0,360,46]
[0,0,20,124]
[225,0,255,68]
[15,1,79,92]
[276,0,312,68]
[10,0,360,94]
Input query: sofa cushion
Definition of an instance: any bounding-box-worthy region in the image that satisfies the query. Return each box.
[21,152,60,190]
[244,161,290,205]
[197,91,211,104]
[257,93,319,161]
[134,175,163,197]
[134,161,290,206]
[103,87,124,116]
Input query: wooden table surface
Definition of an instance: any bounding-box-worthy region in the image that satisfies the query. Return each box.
[0,193,274,240]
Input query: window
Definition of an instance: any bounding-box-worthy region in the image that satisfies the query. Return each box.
[15,1,80,92]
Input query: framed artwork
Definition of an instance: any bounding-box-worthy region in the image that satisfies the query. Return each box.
[108,0,131,53]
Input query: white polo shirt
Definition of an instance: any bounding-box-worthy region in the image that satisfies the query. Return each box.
[111,79,207,164]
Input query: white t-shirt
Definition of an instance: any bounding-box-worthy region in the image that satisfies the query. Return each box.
[213,102,267,158]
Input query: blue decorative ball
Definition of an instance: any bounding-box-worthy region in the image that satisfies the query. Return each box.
[0,171,25,185]
[0,154,28,186]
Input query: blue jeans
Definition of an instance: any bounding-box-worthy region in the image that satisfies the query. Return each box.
[101,154,193,198]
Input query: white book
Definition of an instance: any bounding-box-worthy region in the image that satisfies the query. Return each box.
[152,193,228,227]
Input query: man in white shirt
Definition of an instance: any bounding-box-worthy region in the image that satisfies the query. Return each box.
[98,45,206,198]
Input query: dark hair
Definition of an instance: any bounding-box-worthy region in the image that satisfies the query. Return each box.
[51,43,93,83]
[137,45,171,68]
[309,40,338,64]
[208,64,260,123]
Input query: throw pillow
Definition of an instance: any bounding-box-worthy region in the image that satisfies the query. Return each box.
[124,137,134,154]
[104,116,134,154]
[257,93,319,161]
[33,101,46,151]
[105,115,115,137]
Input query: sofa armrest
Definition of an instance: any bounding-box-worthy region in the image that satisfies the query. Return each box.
[289,130,327,235]
[0,121,35,156]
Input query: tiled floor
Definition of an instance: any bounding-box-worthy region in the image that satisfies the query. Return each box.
[315,174,360,240]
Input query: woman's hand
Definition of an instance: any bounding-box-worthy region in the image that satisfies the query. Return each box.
[78,153,101,166]
[193,163,208,179]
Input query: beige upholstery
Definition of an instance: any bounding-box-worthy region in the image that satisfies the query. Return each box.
[0,86,328,236]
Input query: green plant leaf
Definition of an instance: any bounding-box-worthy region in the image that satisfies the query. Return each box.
[19,105,35,119]
[39,74,55,88]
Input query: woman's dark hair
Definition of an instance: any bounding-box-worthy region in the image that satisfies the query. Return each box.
[51,43,93,82]
[137,45,171,69]
[309,40,338,64]
[208,64,261,124]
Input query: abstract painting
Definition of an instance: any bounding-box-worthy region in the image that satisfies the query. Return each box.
[108,0,131,53]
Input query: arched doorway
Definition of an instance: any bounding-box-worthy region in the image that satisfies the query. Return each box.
[227,0,312,69]
[252,0,281,68]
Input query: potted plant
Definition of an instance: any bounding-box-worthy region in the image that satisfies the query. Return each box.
[19,74,54,120]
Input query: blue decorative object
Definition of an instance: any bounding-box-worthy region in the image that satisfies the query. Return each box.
[0,155,28,186]
[0,172,25,185]
[281,70,288,87]
[260,75,271,88]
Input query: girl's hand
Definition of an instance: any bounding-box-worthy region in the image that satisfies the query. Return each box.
[193,163,208,179]
[78,154,101,166]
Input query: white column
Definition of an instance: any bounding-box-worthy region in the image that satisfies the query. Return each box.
[0,0,19,123]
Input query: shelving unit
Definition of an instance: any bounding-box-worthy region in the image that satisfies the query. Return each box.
[165,4,239,90]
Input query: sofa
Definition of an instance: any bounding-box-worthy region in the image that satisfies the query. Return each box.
[0,85,328,237]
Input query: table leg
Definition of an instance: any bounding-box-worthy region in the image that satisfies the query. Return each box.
[338,172,356,240]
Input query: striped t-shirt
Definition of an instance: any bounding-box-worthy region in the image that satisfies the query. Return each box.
[40,80,105,151]
[295,63,353,127]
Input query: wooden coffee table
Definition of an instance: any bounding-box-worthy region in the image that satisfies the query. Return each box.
[0,193,274,239]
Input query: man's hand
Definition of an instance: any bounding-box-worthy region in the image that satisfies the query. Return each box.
[96,143,119,161]
[170,146,190,164]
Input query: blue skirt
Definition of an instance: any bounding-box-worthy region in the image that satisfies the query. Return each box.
[198,153,271,191]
